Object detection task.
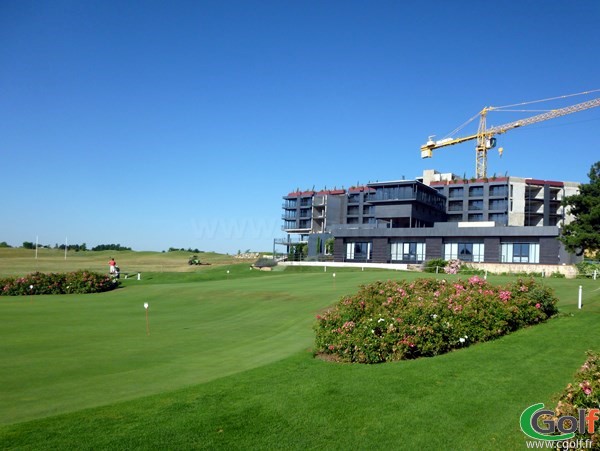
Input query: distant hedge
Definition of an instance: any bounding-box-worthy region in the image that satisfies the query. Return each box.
[1,271,120,296]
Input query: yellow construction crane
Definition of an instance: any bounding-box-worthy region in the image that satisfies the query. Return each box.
[420,92,600,179]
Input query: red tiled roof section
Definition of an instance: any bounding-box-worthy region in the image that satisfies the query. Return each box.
[348,186,375,193]
[526,179,564,187]
[316,189,346,195]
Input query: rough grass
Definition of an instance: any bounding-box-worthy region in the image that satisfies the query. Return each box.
[0,247,241,277]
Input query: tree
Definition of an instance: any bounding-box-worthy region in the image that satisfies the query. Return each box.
[559,161,600,256]
[325,238,335,255]
[288,243,307,261]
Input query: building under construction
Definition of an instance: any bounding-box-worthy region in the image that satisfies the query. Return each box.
[276,169,580,266]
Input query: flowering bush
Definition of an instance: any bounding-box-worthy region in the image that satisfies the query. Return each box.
[314,276,558,363]
[548,352,600,449]
[1,271,119,296]
[444,259,462,274]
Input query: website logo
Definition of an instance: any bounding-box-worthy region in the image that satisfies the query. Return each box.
[520,403,599,441]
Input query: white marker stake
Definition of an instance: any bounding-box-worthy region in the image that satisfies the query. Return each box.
[578,286,583,310]
[144,303,150,335]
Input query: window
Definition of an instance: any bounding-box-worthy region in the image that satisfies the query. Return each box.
[501,243,540,263]
[469,186,484,197]
[468,200,484,211]
[346,242,371,261]
[489,185,508,197]
[348,194,360,203]
[468,213,484,222]
[489,213,507,225]
[347,206,359,216]
[391,242,426,262]
[489,199,508,210]
[448,200,463,212]
[449,187,464,198]
[444,242,485,262]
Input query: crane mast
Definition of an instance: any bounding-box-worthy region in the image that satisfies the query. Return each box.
[421,96,600,179]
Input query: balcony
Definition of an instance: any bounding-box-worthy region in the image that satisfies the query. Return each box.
[281,225,311,232]
[274,237,308,245]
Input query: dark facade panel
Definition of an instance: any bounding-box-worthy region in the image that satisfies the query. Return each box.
[374,204,413,219]
[484,237,500,262]
[539,237,560,264]
[425,237,442,260]
[372,238,389,263]
[333,238,345,262]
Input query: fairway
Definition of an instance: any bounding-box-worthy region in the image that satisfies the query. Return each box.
[1,255,599,449]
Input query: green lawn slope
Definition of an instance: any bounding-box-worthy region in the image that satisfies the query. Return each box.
[0,253,598,449]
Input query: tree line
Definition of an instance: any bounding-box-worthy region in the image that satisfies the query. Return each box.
[20,242,132,252]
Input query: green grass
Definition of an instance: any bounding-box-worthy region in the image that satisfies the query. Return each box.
[0,247,240,277]
[0,250,599,449]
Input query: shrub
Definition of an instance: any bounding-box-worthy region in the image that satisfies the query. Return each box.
[1,271,119,296]
[254,257,277,268]
[314,276,558,364]
[444,259,461,274]
[576,261,600,278]
[423,258,447,273]
[458,264,486,275]
[548,351,600,447]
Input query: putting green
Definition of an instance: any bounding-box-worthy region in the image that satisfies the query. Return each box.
[0,268,394,425]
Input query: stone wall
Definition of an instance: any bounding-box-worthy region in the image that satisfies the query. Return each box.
[469,262,577,278]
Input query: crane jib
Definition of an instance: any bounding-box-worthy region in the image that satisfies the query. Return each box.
[420,95,600,178]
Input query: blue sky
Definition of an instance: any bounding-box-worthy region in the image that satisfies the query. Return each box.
[2,0,599,253]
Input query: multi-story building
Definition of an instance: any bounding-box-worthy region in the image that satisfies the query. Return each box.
[276,169,581,266]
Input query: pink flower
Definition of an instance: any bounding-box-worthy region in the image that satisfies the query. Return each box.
[328,345,335,351]
[579,381,592,396]
[535,303,541,309]
[468,275,485,285]
[499,290,511,302]
[342,321,355,330]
